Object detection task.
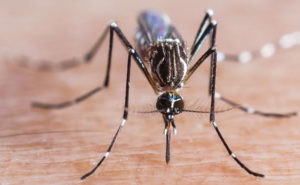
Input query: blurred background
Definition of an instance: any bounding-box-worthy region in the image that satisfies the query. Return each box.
[0,0,299,184]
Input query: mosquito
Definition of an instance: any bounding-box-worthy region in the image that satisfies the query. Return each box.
[30,9,297,179]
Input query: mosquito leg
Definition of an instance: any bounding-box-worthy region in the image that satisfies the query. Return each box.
[214,92,297,118]
[32,25,111,109]
[206,21,296,117]
[184,14,217,85]
[188,19,264,176]
[32,86,104,109]
[187,18,264,176]
[15,25,110,71]
[33,22,157,110]
[189,19,216,63]
[208,17,217,95]
[109,22,157,92]
[184,46,215,82]
[208,22,264,177]
[191,9,214,44]
[189,9,214,63]
[185,11,217,95]
[81,50,133,180]
[184,14,217,81]
[217,31,300,63]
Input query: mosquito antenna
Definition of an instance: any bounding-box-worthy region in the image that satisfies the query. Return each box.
[183,107,234,114]
[135,110,161,114]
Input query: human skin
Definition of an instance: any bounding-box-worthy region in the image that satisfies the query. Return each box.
[0,1,299,184]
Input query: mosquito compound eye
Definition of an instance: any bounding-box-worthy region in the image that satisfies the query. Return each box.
[156,97,171,113]
[174,99,184,114]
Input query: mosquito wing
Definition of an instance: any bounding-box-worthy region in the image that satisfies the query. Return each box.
[135,10,185,61]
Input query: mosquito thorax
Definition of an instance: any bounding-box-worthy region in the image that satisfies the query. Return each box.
[156,92,184,116]
[149,40,188,91]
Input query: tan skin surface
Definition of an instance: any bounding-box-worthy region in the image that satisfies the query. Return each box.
[0,1,300,184]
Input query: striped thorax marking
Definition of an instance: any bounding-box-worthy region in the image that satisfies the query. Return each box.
[149,39,188,91]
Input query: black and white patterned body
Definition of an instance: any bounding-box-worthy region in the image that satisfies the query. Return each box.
[135,10,188,91]
[31,9,296,179]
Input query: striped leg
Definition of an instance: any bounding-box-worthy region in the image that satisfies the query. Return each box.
[189,9,215,63]
[32,22,157,110]
[184,11,217,83]
[187,9,217,95]
[217,31,300,63]
[208,22,264,177]
[214,92,297,118]
[81,50,133,180]
[15,25,110,71]
[32,86,104,109]
[209,27,297,118]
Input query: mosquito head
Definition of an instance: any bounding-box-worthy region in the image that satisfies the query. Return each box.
[156,92,184,118]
